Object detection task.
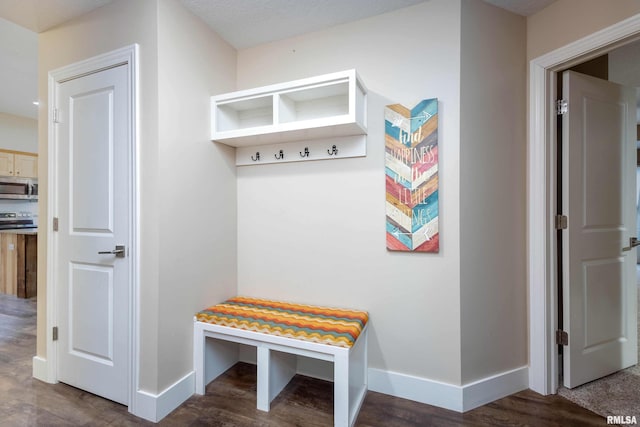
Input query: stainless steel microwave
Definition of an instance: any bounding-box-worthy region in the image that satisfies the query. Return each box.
[0,177,38,200]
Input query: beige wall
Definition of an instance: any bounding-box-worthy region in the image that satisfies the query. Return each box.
[459,0,527,384]
[609,40,640,87]
[527,0,640,60]
[38,0,237,395]
[237,0,464,385]
[236,0,527,389]
[156,0,237,392]
[0,112,37,152]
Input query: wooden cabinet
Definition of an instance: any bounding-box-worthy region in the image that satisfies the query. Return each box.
[0,233,17,296]
[0,150,38,178]
[17,234,37,298]
[0,233,37,298]
[211,69,367,165]
[0,151,14,176]
[14,154,38,178]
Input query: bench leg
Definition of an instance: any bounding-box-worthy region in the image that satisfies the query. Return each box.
[256,345,296,411]
[194,323,239,395]
[335,329,368,427]
[334,352,350,427]
[194,322,205,395]
[348,330,368,426]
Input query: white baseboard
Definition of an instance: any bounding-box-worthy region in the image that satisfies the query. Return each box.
[368,367,464,411]
[368,365,529,413]
[133,371,194,422]
[461,366,529,411]
[32,356,52,383]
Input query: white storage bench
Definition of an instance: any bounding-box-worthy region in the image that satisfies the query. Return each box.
[193,296,369,427]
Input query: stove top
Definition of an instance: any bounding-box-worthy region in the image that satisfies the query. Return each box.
[0,212,37,230]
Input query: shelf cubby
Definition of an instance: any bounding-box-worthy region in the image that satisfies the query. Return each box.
[215,96,273,132]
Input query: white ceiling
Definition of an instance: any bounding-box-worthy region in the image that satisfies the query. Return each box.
[0,0,557,120]
[483,0,557,17]
[180,0,558,49]
[179,0,428,50]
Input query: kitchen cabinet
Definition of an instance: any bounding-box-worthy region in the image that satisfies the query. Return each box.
[14,154,38,178]
[0,232,37,298]
[0,151,13,176]
[0,150,38,178]
[16,234,37,298]
[0,233,17,296]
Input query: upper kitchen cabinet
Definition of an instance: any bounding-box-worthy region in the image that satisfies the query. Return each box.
[0,151,12,176]
[0,150,37,178]
[211,70,367,149]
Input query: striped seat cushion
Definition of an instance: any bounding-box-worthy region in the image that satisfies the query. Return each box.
[195,296,369,348]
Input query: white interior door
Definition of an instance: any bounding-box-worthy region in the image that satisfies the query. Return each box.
[562,70,638,388]
[55,63,131,405]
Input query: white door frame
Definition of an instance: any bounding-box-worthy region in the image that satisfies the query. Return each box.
[43,44,140,413]
[528,15,640,395]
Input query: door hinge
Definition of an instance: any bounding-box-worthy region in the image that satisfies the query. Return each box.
[53,217,59,232]
[556,330,568,346]
[556,99,568,115]
[53,107,60,124]
[52,326,58,341]
[555,215,568,230]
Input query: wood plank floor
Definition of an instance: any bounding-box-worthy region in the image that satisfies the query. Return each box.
[0,293,609,426]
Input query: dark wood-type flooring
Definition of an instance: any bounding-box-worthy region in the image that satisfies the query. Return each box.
[0,293,610,426]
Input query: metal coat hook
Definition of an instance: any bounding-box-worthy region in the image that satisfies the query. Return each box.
[275,149,284,160]
[328,145,339,156]
[251,152,260,161]
[300,147,310,158]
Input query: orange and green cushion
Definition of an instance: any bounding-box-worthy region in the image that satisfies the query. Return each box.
[195,296,369,348]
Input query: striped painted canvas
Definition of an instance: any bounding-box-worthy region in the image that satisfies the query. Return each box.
[385,99,439,252]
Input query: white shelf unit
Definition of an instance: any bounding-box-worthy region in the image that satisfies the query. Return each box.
[211,70,367,165]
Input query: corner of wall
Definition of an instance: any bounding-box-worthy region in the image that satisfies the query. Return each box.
[459,0,528,385]
[132,372,194,422]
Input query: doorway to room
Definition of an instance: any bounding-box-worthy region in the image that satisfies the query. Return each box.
[555,49,639,388]
[528,14,640,399]
[552,42,640,416]
[44,44,140,415]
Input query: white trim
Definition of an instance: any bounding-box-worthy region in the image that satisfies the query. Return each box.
[461,366,529,412]
[45,69,59,385]
[32,356,50,383]
[45,44,140,415]
[528,14,640,395]
[368,366,528,413]
[135,372,195,423]
[368,368,462,411]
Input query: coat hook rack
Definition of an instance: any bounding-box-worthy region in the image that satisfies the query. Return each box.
[251,152,260,161]
[328,145,339,156]
[275,149,284,160]
[300,147,310,158]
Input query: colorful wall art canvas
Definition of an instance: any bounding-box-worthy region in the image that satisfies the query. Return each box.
[385,99,439,252]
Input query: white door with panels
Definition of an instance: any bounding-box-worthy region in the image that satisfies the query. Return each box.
[561,70,638,388]
[54,63,131,405]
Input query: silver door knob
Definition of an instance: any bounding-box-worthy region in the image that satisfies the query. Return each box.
[622,237,640,251]
[98,245,126,258]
